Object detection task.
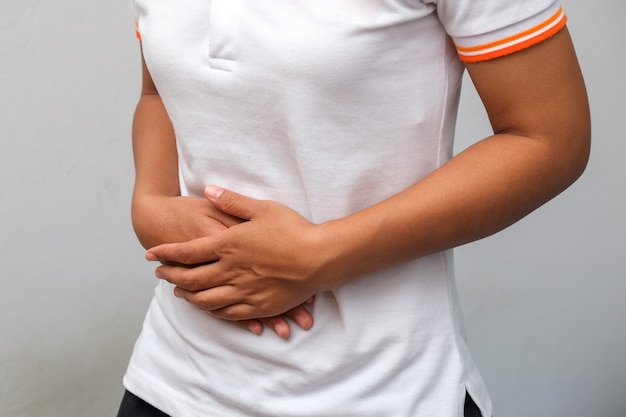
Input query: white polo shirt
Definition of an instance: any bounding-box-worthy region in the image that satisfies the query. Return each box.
[125,1,566,416]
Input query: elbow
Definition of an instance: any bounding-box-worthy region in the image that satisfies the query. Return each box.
[569,109,592,182]
[555,117,592,192]
[572,131,591,183]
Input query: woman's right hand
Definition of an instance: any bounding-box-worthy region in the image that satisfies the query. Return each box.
[131,194,314,338]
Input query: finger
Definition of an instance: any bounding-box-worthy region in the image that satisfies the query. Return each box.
[232,319,264,336]
[283,305,314,330]
[208,302,264,322]
[156,262,222,292]
[204,185,264,221]
[233,317,295,338]
[204,202,246,228]
[259,316,292,339]
[174,284,239,311]
[147,235,220,266]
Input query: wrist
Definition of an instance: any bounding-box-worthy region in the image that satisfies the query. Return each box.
[308,219,363,291]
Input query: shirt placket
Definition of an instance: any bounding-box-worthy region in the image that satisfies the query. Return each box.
[208,0,244,71]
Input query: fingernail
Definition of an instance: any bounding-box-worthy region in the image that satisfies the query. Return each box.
[146,252,158,261]
[275,323,289,338]
[248,323,262,335]
[295,313,312,330]
[205,185,224,200]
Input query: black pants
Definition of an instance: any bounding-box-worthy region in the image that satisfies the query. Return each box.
[117,389,484,417]
[464,392,484,417]
[116,391,169,417]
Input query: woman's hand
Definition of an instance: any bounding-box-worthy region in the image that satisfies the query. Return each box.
[146,186,328,324]
[134,194,315,338]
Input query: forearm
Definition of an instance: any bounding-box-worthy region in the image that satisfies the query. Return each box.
[314,131,588,289]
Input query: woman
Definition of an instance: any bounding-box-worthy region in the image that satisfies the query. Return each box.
[119,1,590,416]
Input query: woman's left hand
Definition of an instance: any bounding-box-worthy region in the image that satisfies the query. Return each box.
[146,185,328,322]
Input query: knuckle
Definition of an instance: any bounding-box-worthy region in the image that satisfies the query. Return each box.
[256,298,276,317]
[179,270,201,291]
[195,295,213,311]
[177,248,196,265]
[217,307,239,321]
[221,192,240,212]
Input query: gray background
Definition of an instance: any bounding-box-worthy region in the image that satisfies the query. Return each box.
[1,0,624,416]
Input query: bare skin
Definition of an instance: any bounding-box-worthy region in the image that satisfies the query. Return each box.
[146,28,591,321]
[131,51,314,338]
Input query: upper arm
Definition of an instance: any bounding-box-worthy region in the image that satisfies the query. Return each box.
[464,27,591,177]
[132,46,180,198]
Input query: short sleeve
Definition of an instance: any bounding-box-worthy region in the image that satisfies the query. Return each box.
[432,0,567,62]
[130,0,142,40]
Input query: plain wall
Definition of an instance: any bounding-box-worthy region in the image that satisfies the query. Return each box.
[1,1,624,416]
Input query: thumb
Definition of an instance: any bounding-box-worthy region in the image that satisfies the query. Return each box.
[204,185,260,220]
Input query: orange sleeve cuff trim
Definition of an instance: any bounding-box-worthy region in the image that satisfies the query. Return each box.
[457,7,567,63]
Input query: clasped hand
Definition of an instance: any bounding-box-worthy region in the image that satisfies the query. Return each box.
[146,185,323,338]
